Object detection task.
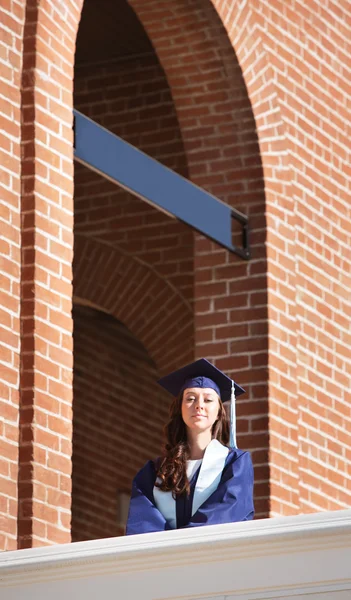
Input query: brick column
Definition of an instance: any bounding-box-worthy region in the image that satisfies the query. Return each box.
[213,0,351,514]
[0,0,25,551]
[17,0,80,547]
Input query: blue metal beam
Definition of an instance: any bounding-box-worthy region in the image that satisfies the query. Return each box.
[73,110,250,259]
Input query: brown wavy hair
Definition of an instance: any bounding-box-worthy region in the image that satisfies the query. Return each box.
[155,391,229,498]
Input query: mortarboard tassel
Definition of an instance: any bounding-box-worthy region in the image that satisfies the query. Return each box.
[229,380,237,448]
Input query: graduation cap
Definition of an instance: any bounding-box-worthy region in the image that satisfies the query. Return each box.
[157,358,245,448]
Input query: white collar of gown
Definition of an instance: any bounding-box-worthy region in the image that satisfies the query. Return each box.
[153,439,229,529]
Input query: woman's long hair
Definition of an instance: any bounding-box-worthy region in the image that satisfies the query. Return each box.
[155,392,229,497]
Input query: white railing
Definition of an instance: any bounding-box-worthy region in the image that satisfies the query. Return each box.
[1,509,351,599]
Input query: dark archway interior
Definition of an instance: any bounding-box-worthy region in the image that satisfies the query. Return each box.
[72,305,169,541]
[72,0,194,541]
[75,0,153,66]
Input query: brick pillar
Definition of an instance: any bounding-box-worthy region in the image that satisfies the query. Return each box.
[17,0,78,547]
[212,0,300,515]
[213,0,351,514]
[0,0,25,551]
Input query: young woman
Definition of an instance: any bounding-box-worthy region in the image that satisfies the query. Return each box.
[126,358,254,534]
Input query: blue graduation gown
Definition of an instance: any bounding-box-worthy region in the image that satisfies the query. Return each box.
[126,448,254,535]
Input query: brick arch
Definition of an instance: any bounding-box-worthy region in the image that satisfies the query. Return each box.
[209,0,290,163]
[126,0,290,203]
[128,0,266,202]
[126,0,300,518]
[127,0,271,517]
[71,304,171,541]
[74,235,193,375]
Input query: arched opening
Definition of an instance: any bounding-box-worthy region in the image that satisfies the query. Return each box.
[127,0,270,518]
[72,0,195,540]
[72,0,269,541]
[72,305,169,541]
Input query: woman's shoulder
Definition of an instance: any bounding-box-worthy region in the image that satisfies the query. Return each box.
[132,457,159,483]
[225,447,254,478]
[227,446,251,461]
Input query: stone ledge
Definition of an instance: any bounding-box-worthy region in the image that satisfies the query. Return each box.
[1,509,351,599]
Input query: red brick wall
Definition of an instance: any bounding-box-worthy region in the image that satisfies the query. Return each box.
[1,0,350,550]
[0,0,79,551]
[72,305,169,541]
[210,0,351,514]
[73,236,194,374]
[0,0,25,551]
[16,0,79,548]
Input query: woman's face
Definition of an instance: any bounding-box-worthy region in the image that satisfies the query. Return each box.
[181,387,220,433]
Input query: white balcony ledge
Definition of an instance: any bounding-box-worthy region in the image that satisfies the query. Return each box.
[1,509,351,599]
